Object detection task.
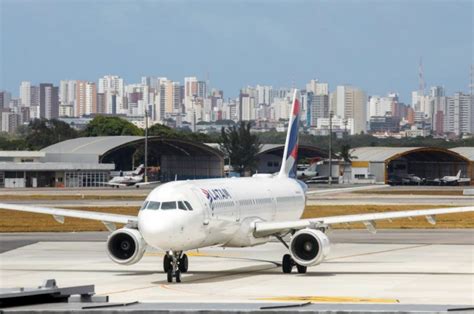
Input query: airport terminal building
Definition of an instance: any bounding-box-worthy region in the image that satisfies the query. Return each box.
[0,136,224,188]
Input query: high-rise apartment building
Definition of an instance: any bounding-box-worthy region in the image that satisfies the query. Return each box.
[368,94,398,118]
[445,92,473,136]
[306,80,328,96]
[19,81,31,107]
[39,83,59,119]
[98,75,125,114]
[256,85,273,105]
[59,80,77,107]
[310,94,329,127]
[240,93,256,121]
[1,111,20,133]
[333,85,367,134]
[75,81,97,116]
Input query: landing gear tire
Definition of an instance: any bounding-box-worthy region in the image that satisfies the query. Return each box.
[163,254,171,273]
[179,254,188,273]
[296,264,307,274]
[165,251,185,283]
[175,270,181,283]
[282,254,293,273]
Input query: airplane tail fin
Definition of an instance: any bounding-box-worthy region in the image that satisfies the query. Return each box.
[278,90,300,178]
[134,164,145,175]
[456,170,461,179]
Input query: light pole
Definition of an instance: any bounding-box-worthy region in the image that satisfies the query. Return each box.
[328,111,333,185]
[144,108,148,183]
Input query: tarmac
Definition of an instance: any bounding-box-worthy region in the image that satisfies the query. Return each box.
[1,186,473,312]
[1,230,473,309]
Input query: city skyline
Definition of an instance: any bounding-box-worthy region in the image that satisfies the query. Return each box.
[1,0,473,103]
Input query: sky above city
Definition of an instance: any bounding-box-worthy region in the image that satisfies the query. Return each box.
[1,0,472,102]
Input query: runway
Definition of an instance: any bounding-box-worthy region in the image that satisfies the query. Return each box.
[1,230,473,307]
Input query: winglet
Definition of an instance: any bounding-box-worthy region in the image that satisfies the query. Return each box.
[278,90,300,178]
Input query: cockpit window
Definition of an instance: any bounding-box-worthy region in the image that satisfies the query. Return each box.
[140,201,149,211]
[184,201,193,211]
[161,201,176,210]
[147,201,161,210]
[177,201,187,211]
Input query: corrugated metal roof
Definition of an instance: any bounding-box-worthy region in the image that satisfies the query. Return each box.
[41,136,143,155]
[450,147,474,161]
[350,147,423,162]
[351,146,473,162]
[0,162,115,171]
[206,143,323,155]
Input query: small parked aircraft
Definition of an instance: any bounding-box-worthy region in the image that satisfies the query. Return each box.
[106,164,159,188]
[434,170,462,186]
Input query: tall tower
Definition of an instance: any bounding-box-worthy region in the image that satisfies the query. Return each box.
[418,57,425,96]
[470,64,473,96]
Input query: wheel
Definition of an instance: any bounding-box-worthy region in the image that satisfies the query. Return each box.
[296,264,307,274]
[163,255,171,273]
[167,268,173,283]
[175,270,181,283]
[179,254,188,273]
[282,254,293,273]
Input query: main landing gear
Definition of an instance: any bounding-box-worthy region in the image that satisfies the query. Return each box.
[163,251,188,283]
[282,254,306,274]
[276,236,307,274]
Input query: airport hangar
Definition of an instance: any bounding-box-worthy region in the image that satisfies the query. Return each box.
[0,136,224,188]
[349,146,474,185]
[205,143,329,174]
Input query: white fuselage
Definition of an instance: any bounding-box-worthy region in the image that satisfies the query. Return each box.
[110,175,143,185]
[138,176,306,251]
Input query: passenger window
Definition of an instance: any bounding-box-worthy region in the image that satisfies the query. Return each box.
[161,201,176,210]
[140,201,149,211]
[178,201,187,211]
[147,201,160,210]
[184,201,193,211]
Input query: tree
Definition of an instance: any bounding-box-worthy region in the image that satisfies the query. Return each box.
[148,123,178,138]
[82,116,143,137]
[25,119,78,150]
[220,121,261,175]
[338,144,356,183]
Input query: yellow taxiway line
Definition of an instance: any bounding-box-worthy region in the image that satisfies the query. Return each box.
[257,296,399,303]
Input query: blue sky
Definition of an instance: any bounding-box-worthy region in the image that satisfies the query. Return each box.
[1,0,472,102]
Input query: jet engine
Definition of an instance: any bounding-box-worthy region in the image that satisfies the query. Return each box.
[289,229,330,267]
[106,228,147,265]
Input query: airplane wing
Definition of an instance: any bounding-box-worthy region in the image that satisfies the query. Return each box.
[0,203,138,231]
[306,185,389,195]
[134,181,161,187]
[254,206,474,237]
[100,182,128,187]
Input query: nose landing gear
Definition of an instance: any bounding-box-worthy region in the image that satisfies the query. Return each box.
[163,251,188,283]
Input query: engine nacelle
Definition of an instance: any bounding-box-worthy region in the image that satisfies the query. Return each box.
[289,229,330,267]
[106,228,147,265]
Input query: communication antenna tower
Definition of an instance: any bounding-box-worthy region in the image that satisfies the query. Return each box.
[418,57,425,96]
[470,64,473,96]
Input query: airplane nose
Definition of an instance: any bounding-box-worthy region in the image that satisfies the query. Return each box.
[138,210,183,250]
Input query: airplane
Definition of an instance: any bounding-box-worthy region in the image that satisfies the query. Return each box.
[296,161,319,180]
[434,170,462,186]
[105,164,160,188]
[0,90,472,283]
